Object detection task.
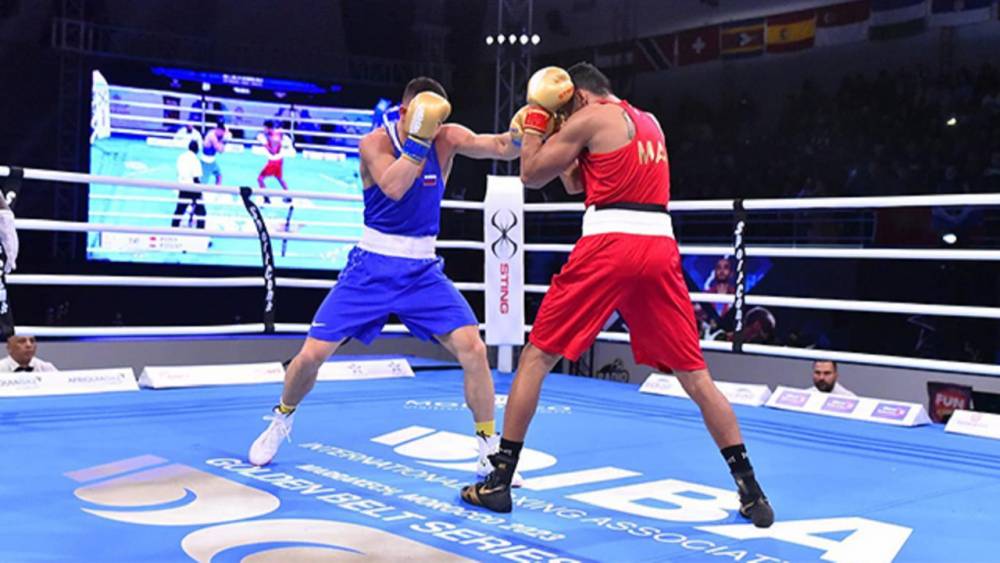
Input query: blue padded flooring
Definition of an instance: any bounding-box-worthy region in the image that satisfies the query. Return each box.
[2,367,998,562]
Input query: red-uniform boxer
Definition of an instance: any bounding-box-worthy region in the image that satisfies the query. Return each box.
[462,63,774,528]
[257,120,291,203]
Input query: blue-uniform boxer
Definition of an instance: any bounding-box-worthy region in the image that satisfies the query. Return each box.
[200,120,226,185]
[306,105,475,344]
[248,78,524,485]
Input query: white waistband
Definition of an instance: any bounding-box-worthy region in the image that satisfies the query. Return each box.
[267,153,282,161]
[200,155,217,163]
[581,206,674,238]
[357,226,437,259]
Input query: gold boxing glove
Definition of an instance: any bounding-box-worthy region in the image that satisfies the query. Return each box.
[400,91,452,163]
[519,67,574,140]
[509,104,557,146]
[526,66,574,112]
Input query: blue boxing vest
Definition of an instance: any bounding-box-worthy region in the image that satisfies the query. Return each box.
[363,106,445,237]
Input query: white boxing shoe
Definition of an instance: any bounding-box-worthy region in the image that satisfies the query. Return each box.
[477,433,524,488]
[249,408,294,466]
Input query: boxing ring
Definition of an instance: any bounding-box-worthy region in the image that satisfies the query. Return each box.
[1,165,1000,562]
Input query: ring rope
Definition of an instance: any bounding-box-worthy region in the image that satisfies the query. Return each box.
[6,164,1000,375]
[0,166,486,210]
[524,193,1000,214]
[523,242,1000,261]
[17,219,485,249]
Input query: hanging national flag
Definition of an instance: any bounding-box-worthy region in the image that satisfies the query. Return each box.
[929,0,993,26]
[766,10,817,53]
[677,25,720,66]
[816,1,872,46]
[720,18,765,58]
[631,34,676,73]
[869,0,929,40]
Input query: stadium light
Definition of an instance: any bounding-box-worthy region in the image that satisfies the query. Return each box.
[485,33,541,47]
[946,116,958,127]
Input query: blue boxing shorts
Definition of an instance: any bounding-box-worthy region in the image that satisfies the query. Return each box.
[308,247,478,344]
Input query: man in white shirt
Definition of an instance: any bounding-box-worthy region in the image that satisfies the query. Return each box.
[0,335,57,372]
[808,360,855,397]
[172,140,206,229]
[173,124,202,151]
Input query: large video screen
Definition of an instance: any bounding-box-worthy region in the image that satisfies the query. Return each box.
[88,67,377,271]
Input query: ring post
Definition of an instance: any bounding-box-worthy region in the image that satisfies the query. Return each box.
[239,186,276,333]
[732,199,747,353]
[484,176,525,373]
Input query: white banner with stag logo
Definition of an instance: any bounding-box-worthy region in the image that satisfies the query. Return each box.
[484,176,524,346]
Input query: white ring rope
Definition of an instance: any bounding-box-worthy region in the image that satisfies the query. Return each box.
[89,211,363,230]
[0,166,365,204]
[17,218,484,249]
[590,331,1000,376]
[740,343,1000,377]
[4,164,999,375]
[108,85,375,116]
[91,194,363,212]
[524,193,1000,214]
[110,128,360,154]
[7,275,264,287]
[18,324,268,337]
[0,167,486,211]
[110,102,373,128]
[109,114,367,140]
[523,243,1000,261]
[745,295,1000,320]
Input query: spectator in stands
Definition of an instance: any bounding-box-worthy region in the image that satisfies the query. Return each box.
[666,63,1000,203]
[807,360,855,397]
[0,335,57,372]
[741,307,776,345]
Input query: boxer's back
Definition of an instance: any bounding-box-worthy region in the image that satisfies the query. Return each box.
[579,100,670,208]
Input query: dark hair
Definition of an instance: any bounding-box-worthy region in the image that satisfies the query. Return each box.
[215,118,226,129]
[188,140,199,153]
[567,62,612,96]
[264,120,274,128]
[813,360,839,371]
[402,77,448,103]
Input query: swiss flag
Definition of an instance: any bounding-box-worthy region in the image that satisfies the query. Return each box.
[677,25,720,66]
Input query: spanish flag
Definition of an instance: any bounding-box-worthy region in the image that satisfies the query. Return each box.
[766,10,817,53]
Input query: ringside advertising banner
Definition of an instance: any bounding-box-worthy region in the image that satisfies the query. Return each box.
[484,176,525,346]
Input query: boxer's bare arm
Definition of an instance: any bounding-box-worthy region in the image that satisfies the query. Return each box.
[359,130,424,201]
[558,160,584,195]
[519,111,594,189]
[441,124,519,161]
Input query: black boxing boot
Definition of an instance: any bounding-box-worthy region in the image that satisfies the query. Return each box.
[721,444,774,528]
[461,438,522,513]
[734,469,775,528]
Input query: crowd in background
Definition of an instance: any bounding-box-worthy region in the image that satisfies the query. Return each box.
[667,63,1000,200]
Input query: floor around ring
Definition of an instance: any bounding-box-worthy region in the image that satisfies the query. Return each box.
[2,362,999,562]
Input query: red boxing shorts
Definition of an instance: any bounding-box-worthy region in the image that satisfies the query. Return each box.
[260,159,283,179]
[530,233,707,373]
